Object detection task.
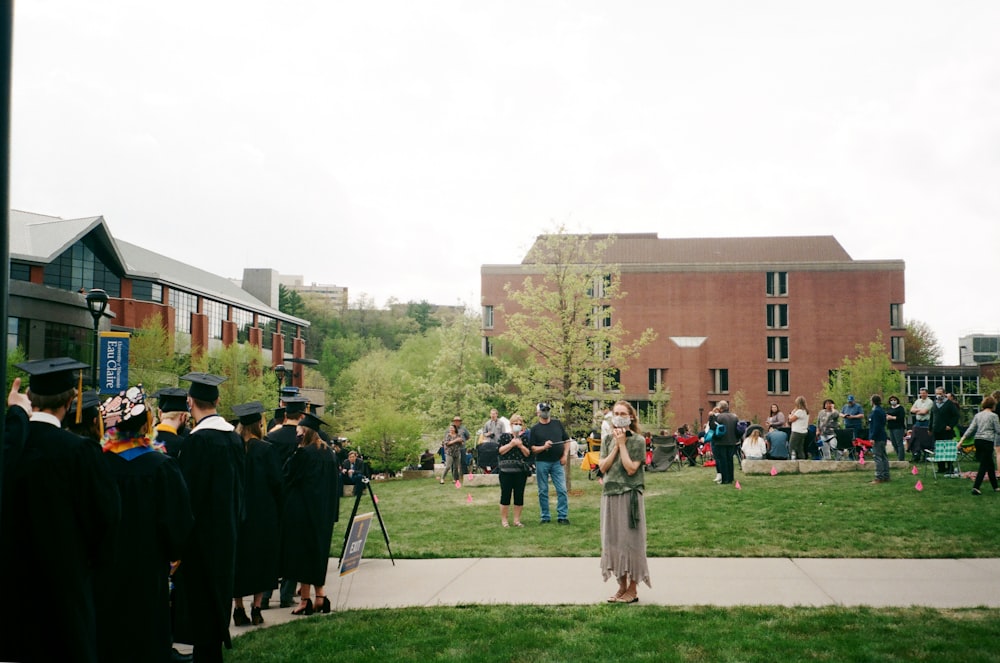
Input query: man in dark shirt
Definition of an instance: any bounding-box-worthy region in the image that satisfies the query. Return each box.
[529,402,570,525]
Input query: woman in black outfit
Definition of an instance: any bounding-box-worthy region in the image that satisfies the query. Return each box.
[231,401,283,626]
[280,412,340,615]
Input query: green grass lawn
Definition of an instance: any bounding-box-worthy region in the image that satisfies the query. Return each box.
[346,463,1000,559]
[226,605,1000,662]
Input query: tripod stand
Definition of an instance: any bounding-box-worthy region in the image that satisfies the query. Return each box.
[339,476,394,567]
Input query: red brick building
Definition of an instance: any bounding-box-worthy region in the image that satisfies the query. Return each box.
[481,234,906,428]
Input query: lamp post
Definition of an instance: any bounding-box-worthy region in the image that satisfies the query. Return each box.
[699,407,704,431]
[273,364,286,401]
[85,289,109,390]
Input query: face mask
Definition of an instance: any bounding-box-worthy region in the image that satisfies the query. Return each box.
[611,415,631,428]
[512,424,522,433]
[889,400,898,406]
[936,395,945,402]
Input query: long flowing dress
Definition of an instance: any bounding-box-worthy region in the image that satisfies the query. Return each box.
[96,446,193,663]
[280,443,340,586]
[233,437,283,596]
[599,431,651,588]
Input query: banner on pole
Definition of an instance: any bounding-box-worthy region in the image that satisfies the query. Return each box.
[98,332,130,394]
[339,511,374,576]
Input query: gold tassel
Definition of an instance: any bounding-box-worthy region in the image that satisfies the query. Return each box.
[75,371,84,424]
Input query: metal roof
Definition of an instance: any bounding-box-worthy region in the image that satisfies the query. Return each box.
[9,210,307,327]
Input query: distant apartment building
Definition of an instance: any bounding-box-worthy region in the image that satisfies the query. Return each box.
[481,233,906,428]
[958,333,1000,366]
[8,210,311,386]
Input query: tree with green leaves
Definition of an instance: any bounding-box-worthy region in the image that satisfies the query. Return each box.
[905,320,943,366]
[818,333,905,413]
[497,229,656,435]
[278,284,307,319]
[192,342,278,419]
[128,314,188,393]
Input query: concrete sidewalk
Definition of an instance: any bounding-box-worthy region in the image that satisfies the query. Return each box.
[225,557,1000,639]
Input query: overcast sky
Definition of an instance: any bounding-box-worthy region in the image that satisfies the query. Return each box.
[10,1,1000,363]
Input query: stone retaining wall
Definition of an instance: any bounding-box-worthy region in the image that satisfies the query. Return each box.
[742,459,913,475]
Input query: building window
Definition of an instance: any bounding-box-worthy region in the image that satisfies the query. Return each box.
[258,315,276,350]
[203,299,225,340]
[767,336,789,362]
[9,262,30,282]
[972,336,1000,363]
[891,336,905,363]
[132,280,163,303]
[592,305,611,328]
[483,335,493,356]
[766,271,788,296]
[648,368,667,392]
[588,273,612,298]
[766,304,788,329]
[43,322,89,365]
[233,308,254,343]
[169,290,197,334]
[284,325,296,354]
[606,369,621,391]
[711,368,729,394]
[42,238,120,297]
[768,369,790,394]
[7,317,28,355]
[890,303,903,329]
[482,305,494,329]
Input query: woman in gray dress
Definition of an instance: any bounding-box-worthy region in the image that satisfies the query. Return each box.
[598,400,650,604]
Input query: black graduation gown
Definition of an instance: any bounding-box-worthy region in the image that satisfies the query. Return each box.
[279,443,340,586]
[156,423,188,459]
[265,424,300,466]
[233,438,283,596]
[172,418,244,649]
[0,420,121,663]
[95,448,194,663]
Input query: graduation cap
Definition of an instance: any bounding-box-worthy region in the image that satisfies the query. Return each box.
[273,407,286,420]
[298,412,326,432]
[153,387,189,413]
[307,403,323,415]
[14,357,89,397]
[282,396,308,416]
[181,372,227,402]
[279,386,300,399]
[232,401,266,425]
[68,390,103,414]
[101,385,149,432]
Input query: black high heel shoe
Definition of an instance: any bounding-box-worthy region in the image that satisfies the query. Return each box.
[232,606,251,626]
[315,596,330,613]
[250,606,264,625]
[290,598,313,616]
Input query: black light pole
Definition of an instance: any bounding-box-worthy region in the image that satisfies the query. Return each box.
[85,289,109,390]
[273,364,286,402]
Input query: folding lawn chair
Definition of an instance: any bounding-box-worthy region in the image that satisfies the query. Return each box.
[648,435,681,472]
[929,439,960,479]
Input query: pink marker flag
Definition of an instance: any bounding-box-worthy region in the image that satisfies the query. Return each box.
[373,493,379,504]
[912,466,919,475]
[734,480,742,490]
[466,493,473,504]
[455,480,461,489]
[770,466,778,476]
[858,452,865,465]
[915,480,923,491]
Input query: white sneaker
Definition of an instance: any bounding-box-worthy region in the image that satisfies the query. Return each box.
[714,473,722,484]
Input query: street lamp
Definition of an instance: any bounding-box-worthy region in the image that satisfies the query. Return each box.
[273,364,287,401]
[85,289,109,390]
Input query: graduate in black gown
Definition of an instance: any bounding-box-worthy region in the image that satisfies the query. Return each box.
[280,412,340,616]
[94,385,194,663]
[63,389,103,443]
[0,358,121,663]
[172,373,244,663]
[153,387,192,458]
[230,401,282,627]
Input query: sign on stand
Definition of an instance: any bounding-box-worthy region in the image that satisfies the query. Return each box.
[339,512,374,576]
[98,332,131,394]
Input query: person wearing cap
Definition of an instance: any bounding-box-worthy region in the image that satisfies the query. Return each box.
[172,373,245,663]
[64,390,104,443]
[530,402,571,525]
[840,394,865,441]
[0,358,121,663]
[280,412,339,617]
[230,402,282,628]
[153,387,192,458]
[93,385,194,663]
[265,396,308,467]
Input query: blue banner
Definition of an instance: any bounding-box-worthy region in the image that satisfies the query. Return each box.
[98,332,130,394]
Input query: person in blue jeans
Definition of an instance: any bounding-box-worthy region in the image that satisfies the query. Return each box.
[529,402,571,524]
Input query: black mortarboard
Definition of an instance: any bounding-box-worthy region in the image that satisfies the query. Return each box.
[273,407,285,420]
[181,372,227,402]
[102,385,149,432]
[298,412,325,432]
[308,403,323,415]
[68,390,102,414]
[232,401,266,425]
[153,387,189,413]
[279,386,300,399]
[283,396,308,415]
[15,357,89,396]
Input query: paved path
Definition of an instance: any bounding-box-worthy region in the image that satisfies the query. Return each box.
[220,556,1000,641]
